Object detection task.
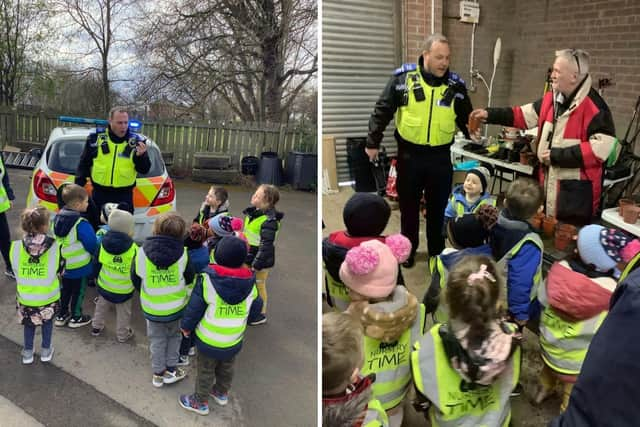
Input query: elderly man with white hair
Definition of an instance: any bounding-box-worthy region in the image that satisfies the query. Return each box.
[470,49,616,226]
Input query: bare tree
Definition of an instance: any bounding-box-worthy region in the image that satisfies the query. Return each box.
[137,0,317,123]
[0,0,50,106]
[49,0,138,115]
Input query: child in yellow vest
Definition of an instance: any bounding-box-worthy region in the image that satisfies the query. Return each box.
[178,236,263,415]
[132,212,195,388]
[91,209,137,342]
[242,184,284,325]
[323,311,389,427]
[11,207,62,364]
[194,185,229,226]
[53,184,96,328]
[535,225,640,412]
[339,234,423,427]
[412,255,521,427]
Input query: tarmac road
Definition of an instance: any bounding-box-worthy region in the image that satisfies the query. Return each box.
[0,169,318,427]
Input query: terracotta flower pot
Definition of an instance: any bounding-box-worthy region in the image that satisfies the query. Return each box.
[622,205,640,224]
[557,223,577,238]
[554,231,572,251]
[531,212,545,230]
[619,198,635,216]
[543,216,558,237]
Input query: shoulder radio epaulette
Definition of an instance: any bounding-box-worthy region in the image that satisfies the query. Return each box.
[393,63,417,76]
[448,72,466,88]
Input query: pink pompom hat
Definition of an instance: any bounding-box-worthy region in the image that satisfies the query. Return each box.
[339,234,411,298]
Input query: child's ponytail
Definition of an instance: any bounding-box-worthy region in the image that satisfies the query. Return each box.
[446,255,501,348]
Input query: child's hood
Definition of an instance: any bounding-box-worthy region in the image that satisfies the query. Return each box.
[440,245,492,271]
[53,208,83,238]
[322,375,374,427]
[544,260,616,320]
[142,235,185,268]
[101,230,135,255]
[21,233,56,257]
[348,287,418,343]
[442,319,517,386]
[207,264,256,305]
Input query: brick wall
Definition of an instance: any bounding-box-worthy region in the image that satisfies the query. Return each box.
[402,0,640,136]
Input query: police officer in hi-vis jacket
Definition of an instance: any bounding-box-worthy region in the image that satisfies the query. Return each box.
[75,106,151,228]
[366,33,473,267]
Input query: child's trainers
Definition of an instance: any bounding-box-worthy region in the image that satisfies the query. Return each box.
[117,328,134,343]
[68,314,92,328]
[249,313,267,326]
[179,394,209,416]
[163,367,187,384]
[177,355,189,366]
[91,326,103,337]
[40,347,54,363]
[21,349,34,365]
[54,313,70,327]
[188,346,196,356]
[5,270,15,280]
[210,389,229,406]
[152,373,164,388]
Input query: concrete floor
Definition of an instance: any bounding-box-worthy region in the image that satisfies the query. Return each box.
[322,186,559,427]
[0,169,317,427]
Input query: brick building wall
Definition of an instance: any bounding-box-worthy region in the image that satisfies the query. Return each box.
[403,0,640,136]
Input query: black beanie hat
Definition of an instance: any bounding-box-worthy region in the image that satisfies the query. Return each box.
[343,193,391,237]
[447,214,488,248]
[214,236,248,268]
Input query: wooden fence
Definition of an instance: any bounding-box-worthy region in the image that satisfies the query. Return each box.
[0,108,317,170]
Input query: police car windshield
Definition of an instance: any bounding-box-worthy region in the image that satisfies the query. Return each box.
[47,138,164,177]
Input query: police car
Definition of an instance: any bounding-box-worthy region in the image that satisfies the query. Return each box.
[26,116,176,242]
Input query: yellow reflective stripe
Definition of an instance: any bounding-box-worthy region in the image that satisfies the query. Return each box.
[361,311,418,410]
[195,274,252,348]
[12,241,60,306]
[325,273,351,312]
[539,308,606,375]
[413,324,518,427]
[137,247,188,316]
[620,252,640,282]
[57,218,91,269]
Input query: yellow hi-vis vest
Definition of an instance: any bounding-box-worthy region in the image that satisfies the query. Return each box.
[429,256,449,323]
[244,214,274,247]
[0,156,11,213]
[137,247,188,316]
[395,70,458,146]
[10,240,61,307]
[56,218,92,270]
[620,251,640,282]
[451,196,496,218]
[496,232,544,308]
[97,243,137,295]
[361,303,426,410]
[324,267,351,312]
[195,273,257,348]
[363,398,389,427]
[90,131,137,187]
[537,280,607,376]
[411,324,521,427]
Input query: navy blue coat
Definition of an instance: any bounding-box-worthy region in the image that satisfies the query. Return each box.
[181,264,263,361]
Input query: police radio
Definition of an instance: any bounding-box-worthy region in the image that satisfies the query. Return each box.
[410,74,426,102]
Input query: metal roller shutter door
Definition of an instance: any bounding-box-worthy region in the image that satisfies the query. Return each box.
[322,0,401,183]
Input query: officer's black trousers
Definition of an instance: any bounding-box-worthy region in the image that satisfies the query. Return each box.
[89,187,135,230]
[396,139,452,258]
